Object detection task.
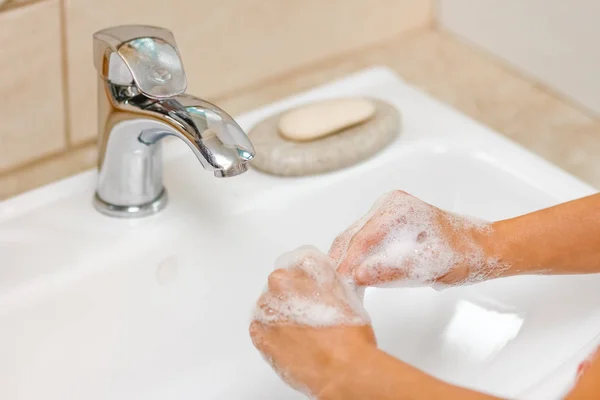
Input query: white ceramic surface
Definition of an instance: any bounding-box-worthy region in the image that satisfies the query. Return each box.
[0,67,598,400]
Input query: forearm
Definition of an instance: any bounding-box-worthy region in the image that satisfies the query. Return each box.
[321,347,498,400]
[566,348,600,399]
[490,194,600,277]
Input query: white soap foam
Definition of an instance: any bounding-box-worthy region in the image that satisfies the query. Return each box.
[333,191,501,288]
[252,247,370,398]
[274,245,338,285]
[255,297,363,326]
[329,195,388,265]
[253,246,370,327]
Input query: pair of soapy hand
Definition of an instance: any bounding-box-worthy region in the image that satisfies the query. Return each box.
[251,190,498,397]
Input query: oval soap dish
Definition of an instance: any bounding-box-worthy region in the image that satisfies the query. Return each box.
[248,98,400,177]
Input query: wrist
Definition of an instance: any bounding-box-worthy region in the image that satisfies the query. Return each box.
[317,343,380,400]
[319,346,455,400]
[480,220,511,277]
[445,222,515,285]
[484,217,539,278]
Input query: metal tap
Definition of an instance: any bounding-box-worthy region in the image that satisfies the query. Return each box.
[92,25,255,218]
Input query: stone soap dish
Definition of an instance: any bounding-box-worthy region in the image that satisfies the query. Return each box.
[248,98,400,176]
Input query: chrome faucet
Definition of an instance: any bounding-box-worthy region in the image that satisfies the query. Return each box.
[92,25,255,218]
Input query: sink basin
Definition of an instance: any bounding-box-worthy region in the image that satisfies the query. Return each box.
[1,67,598,400]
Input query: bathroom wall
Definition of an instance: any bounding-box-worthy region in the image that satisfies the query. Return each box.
[438,0,600,116]
[0,0,432,199]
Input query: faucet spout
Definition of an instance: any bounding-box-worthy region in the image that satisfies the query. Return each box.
[137,95,254,177]
[92,25,255,218]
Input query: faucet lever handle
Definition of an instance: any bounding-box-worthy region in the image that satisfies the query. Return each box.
[93,25,187,99]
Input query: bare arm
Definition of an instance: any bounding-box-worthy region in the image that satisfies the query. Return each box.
[491,194,600,277]
[319,194,600,400]
[250,247,499,400]
[320,347,498,400]
[331,191,600,287]
[323,194,600,399]
[251,195,600,399]
[565,347,600,399]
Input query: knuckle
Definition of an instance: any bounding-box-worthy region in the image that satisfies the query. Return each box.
[249,321,258,335]
[249,321,262,337]
[267,268,288,289]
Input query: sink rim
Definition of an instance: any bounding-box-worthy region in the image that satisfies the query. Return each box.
[0,66,596,223]
[0,66,598,400]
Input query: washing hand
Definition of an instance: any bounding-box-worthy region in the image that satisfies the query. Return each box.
[250,247,376,398]
[329,191,500,288]
[250,247,497,400]
[250,193,600,399]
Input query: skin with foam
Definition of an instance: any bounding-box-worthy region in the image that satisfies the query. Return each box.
[250,246,497,400]
[331,191,502,288]
[251,193,600,399]
[254,246,369,327]
[251,246,373,397]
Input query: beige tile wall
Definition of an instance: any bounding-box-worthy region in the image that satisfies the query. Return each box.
[0,0,65,171]
[0,0,432,199]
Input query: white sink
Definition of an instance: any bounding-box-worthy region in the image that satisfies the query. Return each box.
[1,67,598,400]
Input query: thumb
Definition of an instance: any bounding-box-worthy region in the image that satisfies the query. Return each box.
[353,262,411,287]
[336,228,387,279]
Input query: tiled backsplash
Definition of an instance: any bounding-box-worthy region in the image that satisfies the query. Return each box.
[0,0,432,199]
[0,0,65,170]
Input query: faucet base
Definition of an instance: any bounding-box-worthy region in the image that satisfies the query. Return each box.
[93,188,168,218]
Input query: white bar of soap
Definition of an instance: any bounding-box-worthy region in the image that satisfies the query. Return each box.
[278,98,376,141]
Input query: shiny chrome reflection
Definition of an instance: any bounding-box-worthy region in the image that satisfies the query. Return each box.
[93,25,255,218]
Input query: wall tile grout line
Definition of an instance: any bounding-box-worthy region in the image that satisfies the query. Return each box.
[0,0,47,13]
[432,0,441,30]
[0,138,95,177]
[58,0,72,147]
